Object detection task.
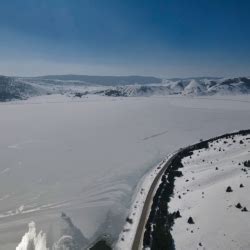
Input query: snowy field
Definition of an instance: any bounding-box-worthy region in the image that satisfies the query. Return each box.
[169,133,250,250]
[0,94,250,249]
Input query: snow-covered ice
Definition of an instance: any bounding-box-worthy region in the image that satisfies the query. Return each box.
[0,94,250,249]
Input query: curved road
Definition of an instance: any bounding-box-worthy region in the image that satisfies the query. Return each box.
[131,129,250,249]
[132,152,179,250]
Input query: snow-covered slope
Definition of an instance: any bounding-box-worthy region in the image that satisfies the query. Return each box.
[0,76,49,101]
[183,79,206,95]
[169,133,250,249]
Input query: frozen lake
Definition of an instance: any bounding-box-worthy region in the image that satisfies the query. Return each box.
[0,94,250,249]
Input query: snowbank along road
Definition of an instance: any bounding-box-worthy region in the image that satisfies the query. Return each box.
[124,129,250,250]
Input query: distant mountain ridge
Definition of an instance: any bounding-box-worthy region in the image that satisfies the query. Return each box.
[1,75,250,101]
[26,74,162,85]
[99,77,250,97]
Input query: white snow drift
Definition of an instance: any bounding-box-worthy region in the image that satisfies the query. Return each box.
[16,222,48,250]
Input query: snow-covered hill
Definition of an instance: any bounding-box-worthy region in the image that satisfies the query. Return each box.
[99,77,250,97]
[169,133,250,249]
[0,76,49,101]
[1,75,250,101]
